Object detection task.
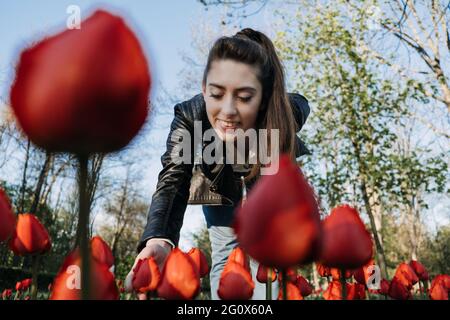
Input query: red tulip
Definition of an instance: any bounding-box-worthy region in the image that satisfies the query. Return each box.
[50,249,119,300]
[432,274,450,289]
[409,260,429,281]
[15,281,23,291]
[187,247,209,278]
[429,275,449,300]
[316,263,331,277]
[10,10,151,154]
[296,275,313,297]
[9,213,51,255]
[388,277,412,300]
[278,267,297,283]
[347,283,366,300]
[430,283,448,300]
[330,268,353,281]
[234,154,321,268]
[218,261,255,300]
[132,257,161,293]
[393,263,419,290]
[90,236,114,268]
[323,280,350,300]
[227,247,250,272]
[378,278,390,296]
[21,278,32,291]
[157,248,200,300]
[0,188,16,242]
[353,259,375,285]
[319,205,373,269]
[256,264,277,283]
[2,289,12,299]
[277,282,303,300]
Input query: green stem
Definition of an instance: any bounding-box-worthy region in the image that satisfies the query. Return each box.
[31,255,39,300]
[340,268,346,300]
[266,268,272,300]
[77,154,91,300]
[281,269,287,300]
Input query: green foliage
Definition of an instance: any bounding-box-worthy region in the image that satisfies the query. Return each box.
[0,180,76,275]
[192,228,212,298]
[275,0,448,273]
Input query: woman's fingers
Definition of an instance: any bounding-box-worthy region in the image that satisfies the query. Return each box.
[137,293,147,300]
[124,243,170,294]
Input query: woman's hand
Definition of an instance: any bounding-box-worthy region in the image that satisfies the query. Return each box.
[124,238,172,300]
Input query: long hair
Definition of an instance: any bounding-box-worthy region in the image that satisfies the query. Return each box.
[202,28,298,180]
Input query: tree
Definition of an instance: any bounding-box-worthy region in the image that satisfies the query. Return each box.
[97,165,148,280]
[274,1,447,277]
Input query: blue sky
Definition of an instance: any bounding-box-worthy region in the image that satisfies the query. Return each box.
[0,0,212,98]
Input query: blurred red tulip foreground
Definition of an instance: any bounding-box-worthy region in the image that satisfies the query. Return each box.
[1,154,449,300]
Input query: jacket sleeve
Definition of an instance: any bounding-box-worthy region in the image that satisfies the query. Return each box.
[288,93,312,157]
[137,103,194,252]
[288,92,311,132]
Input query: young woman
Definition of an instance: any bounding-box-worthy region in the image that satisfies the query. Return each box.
[125,28,311,299]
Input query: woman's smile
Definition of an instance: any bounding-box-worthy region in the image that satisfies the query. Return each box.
[216,118,241,132]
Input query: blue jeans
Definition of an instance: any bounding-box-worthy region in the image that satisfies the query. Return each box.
[203,206,279,300]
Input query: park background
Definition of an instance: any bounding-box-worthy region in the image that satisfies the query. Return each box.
[0,0,448,295]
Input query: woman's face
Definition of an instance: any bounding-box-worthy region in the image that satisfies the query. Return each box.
[202,59,262,142]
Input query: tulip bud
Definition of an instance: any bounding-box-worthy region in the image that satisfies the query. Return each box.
[132,257,161,293]
[157,248,200,300]
[50,249,118,300]
[409,260,429,281]
[10,10,151,154]
[378,278,390,296]
[9,213,51,256]
[323,280,351,300]
[296,275,313,297]
[218,261,255,300]
[316,263,331,277]
[388,277,412,300]
[347,283,366,300]
[277,282,303,300]
[90,236,114,268]
[319,205,373,269]
[393,263,419,290]
[227,247,250,272]
[0,189,16,243]
[187,247,209,278]
[429,275,449,300]
[21,278,32,291]
[234,154,321,268]
[256,264,277,283]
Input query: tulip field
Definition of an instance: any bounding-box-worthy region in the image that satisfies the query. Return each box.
[0,4,449,302]
[1,153,449,300]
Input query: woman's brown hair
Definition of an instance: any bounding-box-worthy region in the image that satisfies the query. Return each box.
[202,28,298,180]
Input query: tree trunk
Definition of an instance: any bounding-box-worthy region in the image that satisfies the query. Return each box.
[30,151,53,215]
[360,179,388,279]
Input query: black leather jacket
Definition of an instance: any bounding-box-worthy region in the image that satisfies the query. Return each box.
[137,93,311,252]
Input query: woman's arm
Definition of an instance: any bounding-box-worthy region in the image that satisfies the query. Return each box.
[137,102,194,252]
